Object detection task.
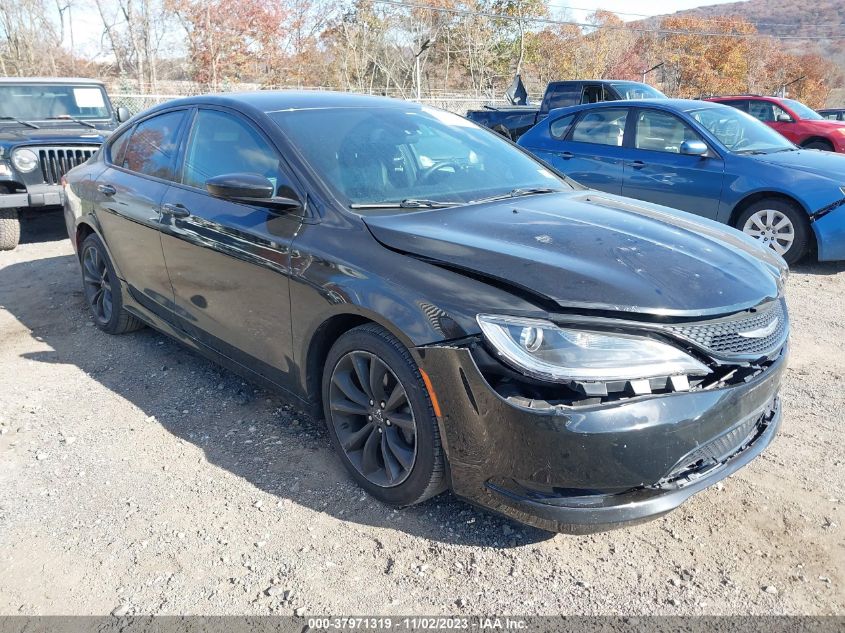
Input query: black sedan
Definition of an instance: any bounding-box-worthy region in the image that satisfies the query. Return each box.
[63,92,789,533]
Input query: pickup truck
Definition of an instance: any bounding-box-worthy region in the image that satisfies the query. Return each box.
[0,77,129,250]
[467,79,666,141]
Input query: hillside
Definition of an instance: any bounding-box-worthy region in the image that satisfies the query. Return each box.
[656,0,845,104]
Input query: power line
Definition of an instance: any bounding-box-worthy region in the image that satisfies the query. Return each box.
[372,0,845,40]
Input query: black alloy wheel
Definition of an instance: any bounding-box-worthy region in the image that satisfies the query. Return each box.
[329,350,417,487]
[79,233,144,334]
[82,243,114,325]
[322,324,446,506]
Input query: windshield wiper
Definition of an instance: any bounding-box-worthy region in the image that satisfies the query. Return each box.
[471,187,564,204]
[350,198,462,209]
[0,116,39,129]
[45,115,97,129]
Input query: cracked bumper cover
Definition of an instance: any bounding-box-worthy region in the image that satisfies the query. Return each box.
[416,344,786,533]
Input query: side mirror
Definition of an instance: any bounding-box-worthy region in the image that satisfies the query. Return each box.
[776,113,793,123]
[680,140,709,156]
[116,106,130,123]
[205,173,302,212]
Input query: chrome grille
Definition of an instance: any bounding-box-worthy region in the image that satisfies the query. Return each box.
[667,299,787,360]
[36,146,99,185]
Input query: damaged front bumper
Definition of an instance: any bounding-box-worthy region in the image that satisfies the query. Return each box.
[812,199,845,261]
[416,343,786,533]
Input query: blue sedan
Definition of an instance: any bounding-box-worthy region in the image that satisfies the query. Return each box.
[517,99,845,264]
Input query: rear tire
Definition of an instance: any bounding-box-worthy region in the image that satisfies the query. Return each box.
[322,324,447,506]
[736,198,810,265]
[80,233,144,334]
[803,139,834,151]
[0,208,20,251]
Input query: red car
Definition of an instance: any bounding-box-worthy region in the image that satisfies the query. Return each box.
[707,95,845,152]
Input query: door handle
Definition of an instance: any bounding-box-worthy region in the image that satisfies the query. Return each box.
[161,202,190,218]
[559,151,574,159]
[631,160,646,170]
[97,184,116,196]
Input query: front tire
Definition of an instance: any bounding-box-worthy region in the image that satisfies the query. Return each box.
[0,208,20,251]
[80,233,144,334]
[322,324,447,506]
[736,198,810,265]
[803,140,834,151]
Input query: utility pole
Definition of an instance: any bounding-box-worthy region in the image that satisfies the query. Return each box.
[414,38,434,101]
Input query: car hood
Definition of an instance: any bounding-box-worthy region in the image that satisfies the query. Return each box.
[363,192,784,317]
[0,125,112,146]
[752,147,845,179]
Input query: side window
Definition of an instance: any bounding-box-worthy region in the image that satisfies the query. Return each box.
[122,110,186,180]
[725,99,750,113]
[581,85,603,104]
[822,112,838,120]
[771,104,792,121]
[182,109,287,194]
[747,100,777,122]
[549,113,576,140]
[570,108,628,147]
[545,84,582,110]
[107,127,132,165]
[634,110,703,153]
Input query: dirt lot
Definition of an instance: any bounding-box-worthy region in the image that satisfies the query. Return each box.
[0,210,843,616]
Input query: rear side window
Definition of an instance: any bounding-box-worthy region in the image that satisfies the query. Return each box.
[122,110,186,180]
[181,109,288,193]
[570,108,628,146]
[549,113,576,140]
[545,84,582,110]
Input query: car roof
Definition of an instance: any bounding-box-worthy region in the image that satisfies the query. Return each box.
[547,98,723,117]
[146,90,422,115]
[0,77,106,85]
[707,95,782,102]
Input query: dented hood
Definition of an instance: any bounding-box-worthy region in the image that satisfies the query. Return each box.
[363,192,785,317]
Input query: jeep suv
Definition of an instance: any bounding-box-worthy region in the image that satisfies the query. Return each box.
[706,95,845,152]
[0,77,128,250]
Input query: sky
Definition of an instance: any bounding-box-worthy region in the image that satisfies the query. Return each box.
[66,0,748,61]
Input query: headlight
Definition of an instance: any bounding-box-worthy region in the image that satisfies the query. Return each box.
[12,148,38,173]
[477,314,710,382]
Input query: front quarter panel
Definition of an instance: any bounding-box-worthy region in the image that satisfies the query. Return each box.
[288,212,545,395]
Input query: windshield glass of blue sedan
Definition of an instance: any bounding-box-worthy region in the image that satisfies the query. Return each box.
[269,106,570,206]
[690,107,795,153]
[0,84,111,120]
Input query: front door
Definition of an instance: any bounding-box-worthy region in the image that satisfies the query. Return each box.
[158,107,303,388]
[551,107,629,194]
[622,108,725,219]
[93,109,189,317]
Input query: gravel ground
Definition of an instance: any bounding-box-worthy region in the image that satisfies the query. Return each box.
[0,210,843,616]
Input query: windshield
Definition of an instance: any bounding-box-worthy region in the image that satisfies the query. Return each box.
[0,84,111,121]
[688,106,796,153]
[269,106,571,208]
[609,82,667,100]
[782,99,823,121]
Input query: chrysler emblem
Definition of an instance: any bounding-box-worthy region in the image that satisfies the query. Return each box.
[737,319,779,339]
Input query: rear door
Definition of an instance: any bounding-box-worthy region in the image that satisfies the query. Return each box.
[545,107,629,194]
[622,108,724,219]
[158,107,303,388]
[93,108,189,318]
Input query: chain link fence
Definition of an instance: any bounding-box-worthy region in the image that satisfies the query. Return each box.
[109,92,516,117]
